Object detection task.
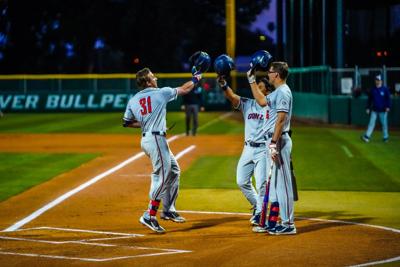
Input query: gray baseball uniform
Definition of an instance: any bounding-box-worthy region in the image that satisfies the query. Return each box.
[123,86,180,213]
[264,83,294,227]
[236,97,267,215]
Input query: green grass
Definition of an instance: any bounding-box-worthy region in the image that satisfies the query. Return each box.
[0,112,243,134]
[292,126,400,192]
[181,125,400,192]
[0,153,98,201]
[181,156,239,189]
[178,189,400,229]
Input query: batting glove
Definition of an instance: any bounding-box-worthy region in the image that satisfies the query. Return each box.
[269,141,278,160]
[192,70,202,84]
[247,69,256,84]
[217,76,228,91]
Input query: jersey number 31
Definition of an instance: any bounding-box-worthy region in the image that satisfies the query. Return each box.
[139,96,152,115]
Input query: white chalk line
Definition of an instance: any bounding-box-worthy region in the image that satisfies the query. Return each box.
[178,210,400,267]
[4,135,189,232]
[4,113,228,232]
[341,145,354,158]
[0,226,191,262]
[197,112,233,132]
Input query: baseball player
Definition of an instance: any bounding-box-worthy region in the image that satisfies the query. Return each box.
[217,76,272,226]
[123,67,202,233]
[249,61,296,235]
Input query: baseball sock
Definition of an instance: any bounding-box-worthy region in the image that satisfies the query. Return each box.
[148,200,160,217]
[268,202,279,228]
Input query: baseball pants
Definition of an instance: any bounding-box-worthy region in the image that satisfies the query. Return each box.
[266,134,295,227]
[141,134,180,212]
[236,144,267,215]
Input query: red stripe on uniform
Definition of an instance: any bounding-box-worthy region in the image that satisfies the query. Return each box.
[153,136,165,200]
[269,215,279,222]
[271,206,279,212]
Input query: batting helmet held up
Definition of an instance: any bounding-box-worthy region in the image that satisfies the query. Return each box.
[250,50,273,71]
[214,54,235,76]
[189,51,211,73]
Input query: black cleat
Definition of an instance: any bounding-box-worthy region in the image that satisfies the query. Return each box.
[160,211,186,223]
[139,214,165,233]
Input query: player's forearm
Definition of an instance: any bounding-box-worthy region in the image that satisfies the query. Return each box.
[272,112,286,142]
[123,120,141,128]
[129,122,141,128]
[177,81,195,96]
[249,82,267,106]
[223,87,240,107]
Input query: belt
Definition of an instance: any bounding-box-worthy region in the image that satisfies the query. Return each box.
[142,131,166,137]
[265,131,289,139]
[245,141,265,147]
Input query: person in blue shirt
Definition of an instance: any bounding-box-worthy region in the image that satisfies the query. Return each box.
[361,74,391,143]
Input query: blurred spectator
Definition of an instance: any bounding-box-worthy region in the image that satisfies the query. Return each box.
[181,83,205,136]
[361,74,391,143]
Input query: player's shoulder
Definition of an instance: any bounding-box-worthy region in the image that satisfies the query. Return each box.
[159,86,175,92]
[276,84,292,97]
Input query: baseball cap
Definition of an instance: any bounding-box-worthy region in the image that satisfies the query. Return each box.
[375,74,382,81]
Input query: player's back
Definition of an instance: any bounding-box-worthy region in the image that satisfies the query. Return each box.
[128,87,178,133]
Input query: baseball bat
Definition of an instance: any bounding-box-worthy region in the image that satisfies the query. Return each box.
[290,156,299,201]
[259,161,274,227]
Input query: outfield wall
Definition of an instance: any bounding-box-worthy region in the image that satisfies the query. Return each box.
[293,93,400,127]
[0,91,398,127]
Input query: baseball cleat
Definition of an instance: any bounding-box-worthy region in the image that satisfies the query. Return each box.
[160,211,186,223]
[250,214,260,226]
[139,215,165,233]
[268,225,296,235]
[361,135,370,143]
[252,225,272,233]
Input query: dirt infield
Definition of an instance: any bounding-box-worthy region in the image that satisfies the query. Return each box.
[0,133,399,266]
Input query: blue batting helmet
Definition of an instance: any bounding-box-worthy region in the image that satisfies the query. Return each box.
[189,51,211,73]
[250,50,273,71]
[213,54,235,76]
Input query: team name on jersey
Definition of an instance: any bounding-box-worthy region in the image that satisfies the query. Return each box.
[247,113,264,120]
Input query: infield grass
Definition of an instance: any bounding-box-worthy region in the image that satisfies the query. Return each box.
[0,153,97,201]
[180,124,400,192]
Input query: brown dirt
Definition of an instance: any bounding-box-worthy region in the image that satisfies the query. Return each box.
[0,133,399,266]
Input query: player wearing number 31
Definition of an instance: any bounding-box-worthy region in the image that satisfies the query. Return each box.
[122,64,203,233]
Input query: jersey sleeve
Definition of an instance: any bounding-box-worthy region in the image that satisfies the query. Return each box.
[276,90,290,113]
[160,87,178,102]
[238,97,251,112]
[123,99,135,122]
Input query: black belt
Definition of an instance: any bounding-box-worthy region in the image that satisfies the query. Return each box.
[265,131,289,139]
[142,131,166,137]
[245,141,265,147]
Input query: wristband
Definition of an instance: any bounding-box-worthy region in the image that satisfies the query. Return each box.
[221,84,228,91]
[192,77,199,84]
[271,140,277,144]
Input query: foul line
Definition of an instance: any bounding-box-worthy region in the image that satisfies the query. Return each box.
[4,135,190,232]
[197,112,233,132]
[341,145,354,158]
[179,210,400,267]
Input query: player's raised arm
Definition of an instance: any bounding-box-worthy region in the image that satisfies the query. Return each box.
[177,69,202,96]
[217,75,240,108]
[247,50,273,107]
[178,51,210,96]
[248,69,267,107]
